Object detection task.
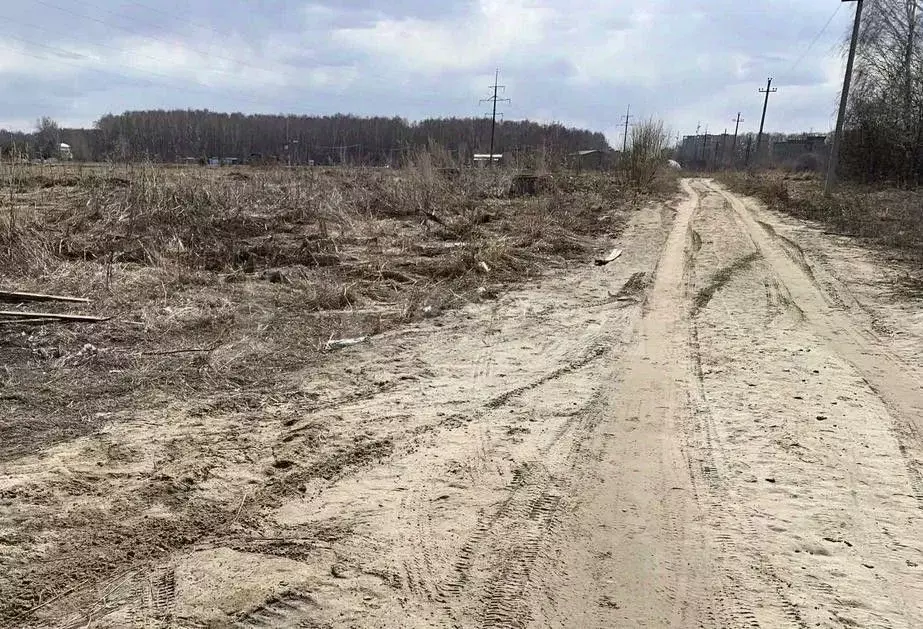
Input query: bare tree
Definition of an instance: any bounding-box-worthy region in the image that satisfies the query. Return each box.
[35,117,61,160]
[844,0,923,183]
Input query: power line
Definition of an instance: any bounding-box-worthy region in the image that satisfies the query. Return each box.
[120,0,238,41]
[32,0,271,75]
[785,4,844,76]
[52,0,256,72]
[12,1,471,115]
[0,14,244,84]
[0,34,274,109]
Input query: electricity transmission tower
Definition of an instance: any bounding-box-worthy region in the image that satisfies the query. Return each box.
[480,69,510,162]
[755,77,777,163]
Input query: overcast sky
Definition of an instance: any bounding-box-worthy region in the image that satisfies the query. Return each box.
[0,0,855,144]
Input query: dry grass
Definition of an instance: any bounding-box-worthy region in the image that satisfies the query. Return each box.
[717,170,923,299]
[718,171,923,255]
[0,161,661,458]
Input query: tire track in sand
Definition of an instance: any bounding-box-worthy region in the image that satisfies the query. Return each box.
[691,179,923,626]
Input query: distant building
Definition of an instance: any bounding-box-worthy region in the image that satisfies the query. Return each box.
[567,149,613,171]
[59,143,73,161]
[676,133,736,169]
[771,134,828,170]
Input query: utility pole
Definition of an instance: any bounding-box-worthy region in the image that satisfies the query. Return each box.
[691,122,701,164]
[621,104,633,153]
[825,0,864,196]
[756,77,777,164]
[732,112,744,167]
[285,116,291,167]
[702,125,709,165]
[480,69,510,163]
[905,1,917,112]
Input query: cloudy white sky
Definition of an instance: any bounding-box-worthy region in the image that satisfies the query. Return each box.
[0,0,855,144]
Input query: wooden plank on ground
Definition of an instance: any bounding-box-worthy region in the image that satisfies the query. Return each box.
[0,311,107,323]
[0,291,90,304]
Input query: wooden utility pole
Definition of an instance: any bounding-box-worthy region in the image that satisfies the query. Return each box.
[756,77,777,164]
[285,116,291,167]
[481,69,510,163]
[732,112,744,167]
[825,0,864,196]
[702,126,709,165]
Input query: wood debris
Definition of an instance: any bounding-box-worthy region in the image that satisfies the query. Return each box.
[324,336,369,351]
[0,311,108,324]
[0,291,105,325]
[594,248,624,266]
[0,290,89,304]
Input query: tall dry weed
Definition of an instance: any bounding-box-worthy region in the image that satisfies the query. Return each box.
[621,118,669,189]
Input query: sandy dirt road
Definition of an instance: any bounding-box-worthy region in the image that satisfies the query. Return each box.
[3,179,923,628]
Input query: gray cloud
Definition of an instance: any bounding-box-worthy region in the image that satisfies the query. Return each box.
[0,0,855,142]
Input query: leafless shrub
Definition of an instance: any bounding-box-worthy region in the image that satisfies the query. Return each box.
[621,118,669,189]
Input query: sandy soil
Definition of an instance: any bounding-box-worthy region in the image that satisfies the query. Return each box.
[2,179,923,628]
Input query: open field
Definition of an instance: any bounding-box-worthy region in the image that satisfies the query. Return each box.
[2,168,923,628]
[0,162,662,627]
[0,163,654,458]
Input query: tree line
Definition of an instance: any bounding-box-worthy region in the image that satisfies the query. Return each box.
[0,110,610,165]
[842,0,923,184]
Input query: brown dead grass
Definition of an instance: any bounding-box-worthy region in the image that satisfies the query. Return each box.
[0,161,678,625]
[0,163,657,460]
[718,171,923,254]
[718,171,923,301]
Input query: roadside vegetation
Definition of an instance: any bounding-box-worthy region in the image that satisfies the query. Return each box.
[840,0,923,186]
[719,171,923,254]
[717,170,923,299]
[0,156,674,463]
[622,118,670,189]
